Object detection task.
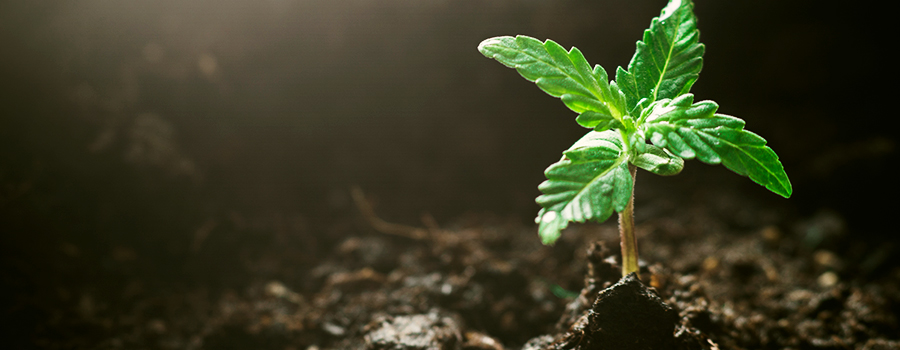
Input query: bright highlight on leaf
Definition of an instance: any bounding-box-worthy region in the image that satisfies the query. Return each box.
[478,0,791,250]
[616,0,704,110]
[642,96,792,198]
[477,36,626,124]
[534,131,633,244]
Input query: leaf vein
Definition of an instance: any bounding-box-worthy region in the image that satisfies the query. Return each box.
[696,128,789,192]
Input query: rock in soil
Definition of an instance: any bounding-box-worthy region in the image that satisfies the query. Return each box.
[364,311,463,350]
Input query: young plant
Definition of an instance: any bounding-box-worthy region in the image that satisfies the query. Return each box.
[478,0,791,278]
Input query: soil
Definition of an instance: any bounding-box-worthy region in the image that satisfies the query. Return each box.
[2,1,897,349]
[3,174,899,349]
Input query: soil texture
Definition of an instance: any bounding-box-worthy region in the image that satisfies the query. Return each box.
[4,182,899,349]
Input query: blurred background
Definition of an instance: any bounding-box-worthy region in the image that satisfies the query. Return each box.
[0,0,895,344]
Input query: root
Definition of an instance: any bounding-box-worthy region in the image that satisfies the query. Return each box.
[350,186,428,240]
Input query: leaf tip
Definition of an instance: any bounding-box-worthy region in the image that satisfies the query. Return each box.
[660,0,684,21]
[537,210,565,245]
[477,36,513,56]
[776,182,793,199]
[476,37,497,55]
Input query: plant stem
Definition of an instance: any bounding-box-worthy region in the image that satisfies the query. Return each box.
[619,163,639,278]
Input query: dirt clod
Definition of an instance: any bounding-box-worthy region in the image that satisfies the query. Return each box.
[554,273,684,350]
[364,311,463,350]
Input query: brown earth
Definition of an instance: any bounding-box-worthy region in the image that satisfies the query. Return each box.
[4,174,898,349]
[2,1,896,349]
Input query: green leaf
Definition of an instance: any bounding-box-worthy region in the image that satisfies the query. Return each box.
[575,111,624,132]
[535,131,633,244]
[478,35,625,124]
[642,95,792,198]
[616,0,704,110]
[631,144,684,176]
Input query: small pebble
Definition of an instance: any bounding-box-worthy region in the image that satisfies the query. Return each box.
[787,289,813,302]
[761,226,781,242]
[266,281,288,297]
[322,322,346,336]
[814,250,840,268]
[702,256,719,271]
[818,271,839,287]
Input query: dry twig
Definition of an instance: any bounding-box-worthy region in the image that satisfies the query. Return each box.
[350,186,427,240]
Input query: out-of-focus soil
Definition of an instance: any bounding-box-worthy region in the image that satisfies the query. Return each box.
[2,1,897,349]
[4,176,898,349]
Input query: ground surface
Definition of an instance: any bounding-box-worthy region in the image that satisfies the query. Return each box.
[4,171,899,349]
[2,1,897,349]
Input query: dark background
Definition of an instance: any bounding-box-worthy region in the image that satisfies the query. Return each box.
[0,0,895,343]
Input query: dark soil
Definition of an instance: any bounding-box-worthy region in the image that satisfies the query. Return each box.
[2,1,897,349]
[4,178,899,349]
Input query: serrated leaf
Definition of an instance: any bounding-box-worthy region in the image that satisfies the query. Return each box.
[478,35,625,124]
[616,0,704,110]
[575,111,624,131]
[535,131,633,244]
[642,96,792,198]
[632,144,684,176]
[535,209,566,245]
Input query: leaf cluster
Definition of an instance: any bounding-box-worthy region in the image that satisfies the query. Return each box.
[478,0,791,244]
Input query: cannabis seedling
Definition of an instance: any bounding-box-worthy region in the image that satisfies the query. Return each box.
[478,0,791,278]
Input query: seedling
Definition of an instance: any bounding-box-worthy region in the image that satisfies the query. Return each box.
[478,0,791,278]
